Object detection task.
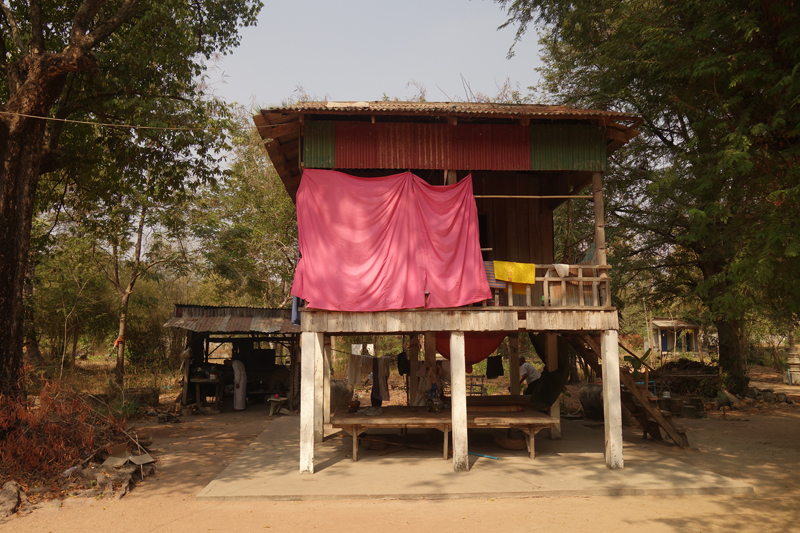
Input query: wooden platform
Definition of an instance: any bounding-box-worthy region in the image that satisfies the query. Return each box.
[301,308,618,333]
[331,405,558,461]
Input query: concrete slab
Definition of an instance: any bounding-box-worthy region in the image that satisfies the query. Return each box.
[196,417,752,501]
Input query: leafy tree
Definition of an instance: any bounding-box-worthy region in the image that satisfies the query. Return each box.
[0,0,262,396]
[497,0,800,392]
[194,110,299,308]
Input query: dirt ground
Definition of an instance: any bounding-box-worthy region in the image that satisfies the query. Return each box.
[3,369,800,533]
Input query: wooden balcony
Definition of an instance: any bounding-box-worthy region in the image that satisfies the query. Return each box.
[300,264,617,334]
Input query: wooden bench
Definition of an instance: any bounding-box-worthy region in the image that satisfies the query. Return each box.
[331,405,557,462]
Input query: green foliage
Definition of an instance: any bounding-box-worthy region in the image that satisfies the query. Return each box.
[623,348,651,381]
[193,109,299,307]
[497,0,800,387]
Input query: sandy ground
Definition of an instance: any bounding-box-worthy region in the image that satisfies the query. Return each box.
[3,377,800,532]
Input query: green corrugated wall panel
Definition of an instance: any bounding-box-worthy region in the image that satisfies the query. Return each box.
[530,124,606,171]
[304,121,335,168]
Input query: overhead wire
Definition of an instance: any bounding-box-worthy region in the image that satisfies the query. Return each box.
[0,110,218,132]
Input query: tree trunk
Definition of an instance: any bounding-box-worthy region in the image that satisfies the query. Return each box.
[115,293,130,388]
[70,323,80,367]
[714,318,749,394]
[0,115,51,397]
[23,262,44,367]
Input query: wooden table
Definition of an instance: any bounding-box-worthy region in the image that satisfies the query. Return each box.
[331,405,557,461]
[190,377,222,413]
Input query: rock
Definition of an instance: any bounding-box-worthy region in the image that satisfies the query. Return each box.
[762,391,776,403]
[720,389,741,407]
[0,481,22,518]
[755,393,764,401]
[747,387,759,399]
[776,393,788,403]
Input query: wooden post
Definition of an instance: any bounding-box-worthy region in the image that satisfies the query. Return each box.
[549,401,562,439]
[509,333,521,395]
[545,332,558,372]
[409,334,420,406]
[592,172,610,307]
[314,333,325,444]
[601,329,624,470]
[300,331,322,474]
[424,332,437,386]
[323,335,331,424]
[592,172,607,266]
[445,169,457,185]
[450,331,469,472]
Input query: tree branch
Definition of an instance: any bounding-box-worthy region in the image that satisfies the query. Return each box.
[80,0,143,51]
[0,1,29,55]
[29,0,44,53]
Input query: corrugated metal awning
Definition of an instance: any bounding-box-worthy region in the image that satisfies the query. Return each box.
[162,305,299,334]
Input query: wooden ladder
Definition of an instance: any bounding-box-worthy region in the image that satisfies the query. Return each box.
[567,333,689,448]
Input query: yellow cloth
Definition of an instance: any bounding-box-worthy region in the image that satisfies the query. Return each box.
[493,261,536,295]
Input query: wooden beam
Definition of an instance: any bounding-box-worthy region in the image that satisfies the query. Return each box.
[601,330,624,470]
[258,121,301,140]
[299,309,619,333]
[509,333,520,395]
[300,332,322,473]
[450,332,469,472]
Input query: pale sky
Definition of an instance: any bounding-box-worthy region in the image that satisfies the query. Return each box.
[207,0,543,109]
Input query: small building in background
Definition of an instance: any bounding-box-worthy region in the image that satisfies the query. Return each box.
[650,318,701,355]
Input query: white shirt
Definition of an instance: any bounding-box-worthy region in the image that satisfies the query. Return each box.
[520,362,541,385]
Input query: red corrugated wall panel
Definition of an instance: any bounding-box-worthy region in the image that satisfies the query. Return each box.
[335,123,530,170]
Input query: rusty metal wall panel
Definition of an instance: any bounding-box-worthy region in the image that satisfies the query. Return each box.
[334,123,530,170]
[304,121,335,168]
[530,124,606,171]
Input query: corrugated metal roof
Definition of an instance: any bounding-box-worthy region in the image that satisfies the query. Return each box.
[652,318,699,329]
[163,305,299,334]
[263,101,638,121]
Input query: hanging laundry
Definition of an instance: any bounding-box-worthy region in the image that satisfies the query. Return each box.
[291,170,491,311]
[486,355,504,379]
[397,351,410,376]
[493,260,537,295]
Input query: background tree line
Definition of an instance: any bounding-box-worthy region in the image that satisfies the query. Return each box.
[3,0,798,397]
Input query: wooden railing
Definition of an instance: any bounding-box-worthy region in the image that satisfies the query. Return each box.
[481,264,612,309]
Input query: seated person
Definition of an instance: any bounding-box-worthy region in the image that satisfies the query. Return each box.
[518,356,541,395]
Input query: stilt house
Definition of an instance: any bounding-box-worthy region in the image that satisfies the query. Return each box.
[254,101,642,473]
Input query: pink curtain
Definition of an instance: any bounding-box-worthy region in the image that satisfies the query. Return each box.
[292,170,490,311]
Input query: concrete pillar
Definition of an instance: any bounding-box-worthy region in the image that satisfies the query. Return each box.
[323,335,331,424]
[300,331,323,474]
[450,331,469,472]
[601,329,624,469]
[314,333,325,443]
